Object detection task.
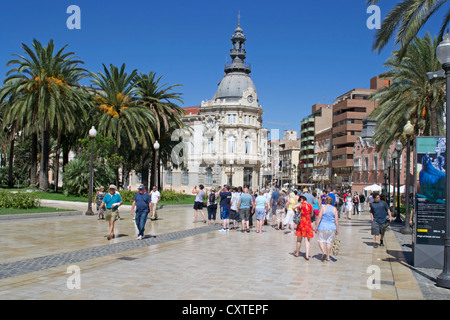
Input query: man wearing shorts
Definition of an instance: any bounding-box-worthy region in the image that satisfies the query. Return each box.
[150,186,161,220]
[230,187,241,229]
[99,184,123,240]
[370,193,392,248]
[219,186,232,232]
[237,187,253,233]
[270,186,280,227]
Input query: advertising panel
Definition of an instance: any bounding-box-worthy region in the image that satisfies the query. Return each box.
[415,137,446,246]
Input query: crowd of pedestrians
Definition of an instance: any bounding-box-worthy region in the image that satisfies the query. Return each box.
[96,183,392,263]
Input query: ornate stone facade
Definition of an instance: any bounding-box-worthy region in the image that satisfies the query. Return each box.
[164,21,269,193]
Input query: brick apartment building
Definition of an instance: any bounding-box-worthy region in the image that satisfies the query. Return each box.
[331,76,391,189]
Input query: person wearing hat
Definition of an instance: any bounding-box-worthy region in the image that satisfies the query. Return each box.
[150,186,161,220]
[292,195,314,260]
[99,185,123,240]
[94,186,106,220]
[131,185,152,240]
[302,188,318,226]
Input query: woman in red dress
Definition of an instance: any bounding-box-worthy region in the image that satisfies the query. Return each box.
[292,195,314,260]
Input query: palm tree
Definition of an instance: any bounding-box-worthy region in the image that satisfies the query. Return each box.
[0,39,90,191]
[369,33,446,156]
[367,0,450,57]
[90,64,156,185]
[134,71,184,189]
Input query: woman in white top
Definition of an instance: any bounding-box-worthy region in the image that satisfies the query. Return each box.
[345,192,353,220]
[192,185,207,223]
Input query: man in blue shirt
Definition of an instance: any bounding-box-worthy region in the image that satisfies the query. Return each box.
[302,188,317,206]
[237,187,253,232]
[99,184,123,240]
[131,185,152,240]
[327,188,336,206]
[270,186,280,226]
[370,193,392,248]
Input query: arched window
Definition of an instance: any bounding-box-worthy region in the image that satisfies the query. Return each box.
[244,136,251,154]
[166,168,173,184]
[206,168,213,185]
[182,169,189,185]
[227,135,236,153]
[207,137,214,153]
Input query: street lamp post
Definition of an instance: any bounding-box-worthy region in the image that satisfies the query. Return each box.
[387,158,392,208]
[229,159,234,186]
[392,149,398,218]
[395,141,403,223]
[153,140,160,190]
[402,121,414,234]
[436,32,450,288]
[292,164,297,188]
[85,126,97,216]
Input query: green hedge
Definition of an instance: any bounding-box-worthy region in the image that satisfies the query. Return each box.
[119,189,192,203]
[0,190,39,209]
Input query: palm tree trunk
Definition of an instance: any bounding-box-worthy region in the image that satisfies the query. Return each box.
[113,146,120,188]
[141,151,151,189]
[8,130,15,188]
[62,144,70,171]
[39,123,50,192]
[54,134,61,192]
[430,102,439,136]
[29,133,38,187]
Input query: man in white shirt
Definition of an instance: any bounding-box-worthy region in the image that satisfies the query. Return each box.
[150,186,161,220]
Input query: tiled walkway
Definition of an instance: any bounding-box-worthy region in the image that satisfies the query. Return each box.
[0,202,447,300]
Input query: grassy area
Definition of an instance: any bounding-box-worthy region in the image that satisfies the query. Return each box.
[34,191,89,203]
[0,188,196,206]
[0,206,75,215]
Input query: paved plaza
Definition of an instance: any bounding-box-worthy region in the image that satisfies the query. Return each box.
[0,200,449,301]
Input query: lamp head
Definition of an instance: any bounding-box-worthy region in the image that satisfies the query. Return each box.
[392,150,398,160]
[89,126,97,138]
[437,32,450,65]
[403,121,414,136]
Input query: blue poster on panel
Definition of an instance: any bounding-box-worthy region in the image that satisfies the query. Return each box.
[415,137,446,246]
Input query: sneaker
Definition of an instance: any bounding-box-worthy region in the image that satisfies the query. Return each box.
[137,235,142,240]
[374,243,379,248]
[226,228,230,232]
[219,229,226,232]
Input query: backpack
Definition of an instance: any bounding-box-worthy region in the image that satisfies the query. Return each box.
[209,192,216,204]
[293,210,301,225]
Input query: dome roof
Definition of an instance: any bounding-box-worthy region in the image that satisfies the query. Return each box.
[212,72,256,101]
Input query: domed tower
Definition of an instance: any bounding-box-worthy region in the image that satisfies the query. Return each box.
[173,17,268,193]
[212,17,257,102]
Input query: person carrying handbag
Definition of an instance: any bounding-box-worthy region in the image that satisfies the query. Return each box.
[314,196,339,261]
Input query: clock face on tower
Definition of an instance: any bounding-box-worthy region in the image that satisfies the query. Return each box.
[247,95,254,103]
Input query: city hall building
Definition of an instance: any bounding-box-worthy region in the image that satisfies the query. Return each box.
[163,21,269,193]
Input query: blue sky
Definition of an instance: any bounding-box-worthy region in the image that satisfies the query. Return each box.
[0,0,445,134]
